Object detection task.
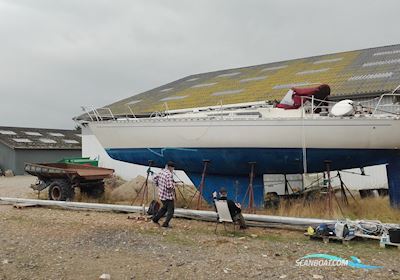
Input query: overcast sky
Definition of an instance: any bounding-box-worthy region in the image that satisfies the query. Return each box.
[0,0,399,129]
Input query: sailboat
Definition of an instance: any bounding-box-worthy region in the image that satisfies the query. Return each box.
[77,85,400,206]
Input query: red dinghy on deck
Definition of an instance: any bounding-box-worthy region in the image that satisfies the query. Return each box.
[277,84,331,109]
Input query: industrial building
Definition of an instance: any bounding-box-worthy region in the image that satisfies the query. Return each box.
[103,44,400,116]
[0,127,81,175]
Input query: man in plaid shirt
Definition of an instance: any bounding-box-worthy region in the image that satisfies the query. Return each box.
[152,161,176,227]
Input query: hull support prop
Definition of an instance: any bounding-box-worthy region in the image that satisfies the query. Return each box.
[187,160,210,210]
[130,160,154,210]
[324,160,344,216]
[242,162,256,213]
[387,159,400,207]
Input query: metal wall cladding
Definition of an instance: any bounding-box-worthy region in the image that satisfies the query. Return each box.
[102,44,400,116]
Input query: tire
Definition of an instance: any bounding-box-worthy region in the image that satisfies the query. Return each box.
[48,180,75,201]
[80,182,105,199]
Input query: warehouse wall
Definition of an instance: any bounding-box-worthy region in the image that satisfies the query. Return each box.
[0,142,16,173]
[14,149,81,175]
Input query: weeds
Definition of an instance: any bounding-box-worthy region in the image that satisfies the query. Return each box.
[262,196,400,223]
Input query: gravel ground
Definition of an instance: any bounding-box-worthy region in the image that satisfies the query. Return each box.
[0,176,36,198]
[1,176,400,280]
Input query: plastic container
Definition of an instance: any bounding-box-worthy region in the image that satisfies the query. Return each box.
[58,157,98,167]
[388,228,400,243]
[335,222,345,238]
[380,233,389,247]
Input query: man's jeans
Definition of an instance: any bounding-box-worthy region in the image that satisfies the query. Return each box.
[152,199,174,226]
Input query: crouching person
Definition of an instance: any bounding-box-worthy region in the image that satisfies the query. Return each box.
[218,187,247,229]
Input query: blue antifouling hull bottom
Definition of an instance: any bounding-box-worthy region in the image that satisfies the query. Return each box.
[106,147,399,175]
[106,147,400,208]
[387,160,400,207]
[187,173,264,207]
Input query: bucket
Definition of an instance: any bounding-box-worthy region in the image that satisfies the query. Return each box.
[335,222,345,238]
[388,228,400,243]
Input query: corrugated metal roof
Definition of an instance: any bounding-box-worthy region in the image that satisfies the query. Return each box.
[0,126,81,150]
[103,44,400,115]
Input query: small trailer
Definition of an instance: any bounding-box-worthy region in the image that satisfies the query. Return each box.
[25,163,114,201]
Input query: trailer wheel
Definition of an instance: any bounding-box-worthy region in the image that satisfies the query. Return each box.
[80,182,105,199]
[48,180,74,201]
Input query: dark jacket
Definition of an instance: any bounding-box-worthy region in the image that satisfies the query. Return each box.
[219,196,241,217]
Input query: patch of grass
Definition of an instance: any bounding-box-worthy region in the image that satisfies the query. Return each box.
[163,234,195,246]
[5,214,25,222]
[257,232,299,243]
[213,230,245,238]
[346,239,382,252]
[264,196,400,223]
[34,180,400,225]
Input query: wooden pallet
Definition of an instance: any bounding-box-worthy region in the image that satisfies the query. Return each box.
[354,233,381,240]
[304,233,355,245]
[380,241,400,249]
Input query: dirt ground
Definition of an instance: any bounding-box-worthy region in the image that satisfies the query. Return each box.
[0,176,36,198]
[1,176,400,280]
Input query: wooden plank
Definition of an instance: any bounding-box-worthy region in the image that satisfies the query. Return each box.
[355,233,381,240]
[380,241,400,249]
[13,203,38,209]
[305,233,355,244]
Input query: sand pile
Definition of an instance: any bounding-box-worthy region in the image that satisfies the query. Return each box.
[104,175,126,190]
[109,176,206,207]
[110,175,157,202]
[110,175,153,201]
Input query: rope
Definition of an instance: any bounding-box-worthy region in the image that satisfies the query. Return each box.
[345,220,388,235]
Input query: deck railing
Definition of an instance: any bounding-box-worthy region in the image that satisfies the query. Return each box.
[80,89,400,122]
[299,92,400,118]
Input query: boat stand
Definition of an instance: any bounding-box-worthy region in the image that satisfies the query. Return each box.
[188,160,210,210]
[280,174,297,207]
[131,160,154,214]
[324,160,334,216]
[324,160,344,216]
[242,162,256,213]
[336,171,357,205]
[284,174,292,196]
